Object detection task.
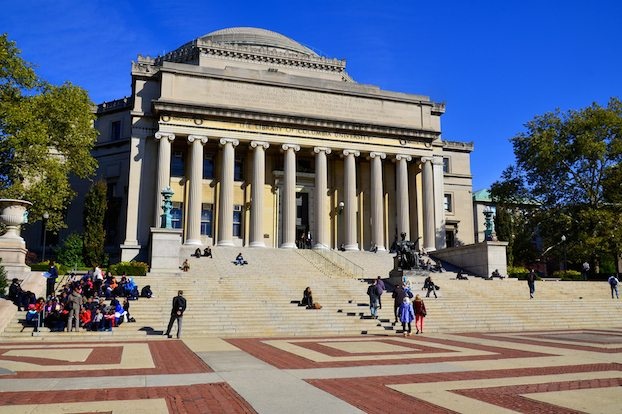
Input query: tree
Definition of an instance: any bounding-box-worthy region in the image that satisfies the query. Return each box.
[0,34,97,232]
[54,233,85,269]
[83,180,107,267]
[491,98,622,271]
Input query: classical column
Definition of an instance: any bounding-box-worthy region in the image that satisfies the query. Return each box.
[281,144,300,248]
[369,152,386,251]
[154,132,175,227]
[422,157,435,251]
[250,141,269,247]
[395,154,412,240]
[432,156,446,249]
[185,135,208,245]
[313,147,331,249]
[217,138,239,247]
[343,149,360,251]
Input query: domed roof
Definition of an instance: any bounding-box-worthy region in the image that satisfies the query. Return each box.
[200,27,318,57]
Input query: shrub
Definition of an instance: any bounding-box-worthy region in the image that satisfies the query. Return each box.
[553,270,583,281]
[55,233,85,269]
[508,266,529,279]
[30,261,68,276]
[0,258,8,296]
[109,261,149,276]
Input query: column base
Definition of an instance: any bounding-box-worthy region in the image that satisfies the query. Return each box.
[374,246,387,252]
[249,241,266,248]
[280,242,297,249]
[217,240,235,247]
[184,239,202,246]
[344,244,359,251]
[313,243,329,250]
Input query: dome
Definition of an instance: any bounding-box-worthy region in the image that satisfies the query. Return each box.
[200,27,318,57]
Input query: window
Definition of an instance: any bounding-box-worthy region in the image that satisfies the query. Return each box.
[171,151,185,177]
[444,194,453,213]
[201,204,213,236]
[234,158,244,181]
[442,157,450,173]
[111,121,121,141]
[171,202,184,229]
[202,156,214,179]
[446,230,455,248]
[233,204,242,237]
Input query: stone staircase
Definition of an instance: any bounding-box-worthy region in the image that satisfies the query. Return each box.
[2,248,621,340]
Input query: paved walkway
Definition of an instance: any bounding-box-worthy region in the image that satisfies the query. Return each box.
[0,328,621,413]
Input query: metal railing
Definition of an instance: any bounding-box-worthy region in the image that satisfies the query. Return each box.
[306,244,364,279]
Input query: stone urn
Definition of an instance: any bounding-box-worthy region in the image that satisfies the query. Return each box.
[0,199,33,240]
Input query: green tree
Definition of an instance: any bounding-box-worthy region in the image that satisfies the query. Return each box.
[54,233,85,269]
[0,34,97,232]
[83,180,107,267]
[491,98,622,271]
[0,258,7,295]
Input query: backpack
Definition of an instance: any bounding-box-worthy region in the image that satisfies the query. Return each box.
[609,277,618,286]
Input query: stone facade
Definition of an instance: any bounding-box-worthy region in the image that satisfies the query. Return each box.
[68,27,475,263]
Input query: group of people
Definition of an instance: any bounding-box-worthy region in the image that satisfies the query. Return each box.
[11,262,151,333]
[193,246,213,258]
[297,231,313,249]
[366,277,427,336]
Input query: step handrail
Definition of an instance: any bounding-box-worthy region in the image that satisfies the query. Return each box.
[306,243,364,279]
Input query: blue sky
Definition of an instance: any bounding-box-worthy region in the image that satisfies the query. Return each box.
[2,0,620,190]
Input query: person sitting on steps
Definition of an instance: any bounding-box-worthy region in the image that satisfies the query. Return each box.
[234,253,248,266]
[193,248,201,258]
[203,246,213,258]
[181,259,190,272]
[301,287,314,308]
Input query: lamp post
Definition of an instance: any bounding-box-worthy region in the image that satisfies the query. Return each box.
[42,212,49,262]
[561,234,567,271]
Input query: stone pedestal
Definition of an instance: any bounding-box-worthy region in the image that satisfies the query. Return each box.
[149,228,182,273]
[0,199,32,277]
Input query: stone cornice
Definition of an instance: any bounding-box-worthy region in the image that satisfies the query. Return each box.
[157,63,434,107]
[443,140,474,152]
[96,97,133,114]
[153,39,347,74]
[152,100,441,141]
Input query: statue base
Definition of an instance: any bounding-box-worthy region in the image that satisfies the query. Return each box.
[0,237,30,278]
[149,227,182,273]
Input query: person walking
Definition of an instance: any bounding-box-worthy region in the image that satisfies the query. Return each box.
[165,290,187,339]
[413,294,427,334]
[398,297,415,336]
[367,281,380,319]
[376,276,385,309]
[424,276,437,298]
[392,283,407,325]
[527,269,537,299]
[608,274,619,299]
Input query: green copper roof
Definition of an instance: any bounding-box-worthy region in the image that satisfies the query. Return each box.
[473,189,492,202]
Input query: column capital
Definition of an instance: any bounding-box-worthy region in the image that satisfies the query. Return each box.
[219,138,239,147]
[420,156,434,164]
[313,146,332,155]
[431,155,445,165]
[395,154,412,162]
[250,140,270,150]
[281,143,300,152]
[342,149,360,157]
[368,151,386,160]
[155,132,175,142]
[187,135,208,145]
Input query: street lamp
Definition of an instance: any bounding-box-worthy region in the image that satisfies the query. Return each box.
[337,201,345,215]
[561,234,567,271]
[42,212,49,262]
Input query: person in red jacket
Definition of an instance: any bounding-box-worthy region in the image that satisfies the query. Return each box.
[413,294,427,334]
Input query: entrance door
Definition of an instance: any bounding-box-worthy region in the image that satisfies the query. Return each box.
[296,192,309,247]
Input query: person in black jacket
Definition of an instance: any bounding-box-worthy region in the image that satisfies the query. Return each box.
[164,290,187,338]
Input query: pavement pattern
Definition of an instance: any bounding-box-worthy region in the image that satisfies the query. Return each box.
[0,328,620,413]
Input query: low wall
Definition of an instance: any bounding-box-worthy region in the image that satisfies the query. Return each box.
[432,241,508,277]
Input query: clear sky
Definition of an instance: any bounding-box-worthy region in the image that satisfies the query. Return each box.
[2,0,620,190]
